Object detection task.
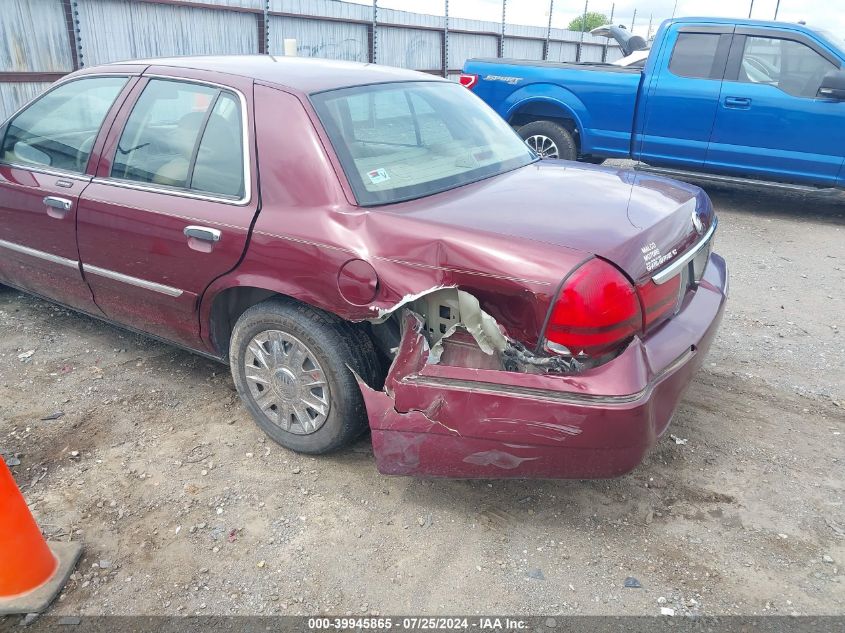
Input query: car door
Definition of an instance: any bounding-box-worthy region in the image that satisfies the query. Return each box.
[636,26,733,168]
[0,74,135,312]
[76,69,259,351]
[706,29,845,185]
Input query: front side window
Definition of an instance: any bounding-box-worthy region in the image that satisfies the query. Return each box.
[1,77,128,173]
[311,81,535,206]
[669,33,722,79]
[739,36,837,98]
[111,79,245,199]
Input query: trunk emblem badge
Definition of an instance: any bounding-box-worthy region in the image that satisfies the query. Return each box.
[692,211,704,235]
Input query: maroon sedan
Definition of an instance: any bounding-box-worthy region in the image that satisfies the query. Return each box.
[0,56,727,478]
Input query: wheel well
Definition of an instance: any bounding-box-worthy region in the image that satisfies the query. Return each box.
[208,287,281,359]
[207,287,393,379]
[509,101,580,150]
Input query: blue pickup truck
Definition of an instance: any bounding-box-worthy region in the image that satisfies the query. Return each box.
[462,18,845,189]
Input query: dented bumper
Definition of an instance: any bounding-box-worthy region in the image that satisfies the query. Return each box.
[361,253,728,479]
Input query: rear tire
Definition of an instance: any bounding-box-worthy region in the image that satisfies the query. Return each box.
[229,298,379,454]
[519,120,578,161]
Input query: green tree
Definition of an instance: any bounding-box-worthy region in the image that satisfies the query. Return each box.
[567,12,610,32]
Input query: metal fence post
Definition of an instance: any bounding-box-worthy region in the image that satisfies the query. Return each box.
[61,0,83,69]
[576,0,588,62]
[371,0,378,64]
[443,0,449,77]
[543,0,554,61]
[499,0,506,58]
[257,0,270,54]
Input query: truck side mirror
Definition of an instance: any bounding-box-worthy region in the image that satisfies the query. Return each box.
[818,69,845,100]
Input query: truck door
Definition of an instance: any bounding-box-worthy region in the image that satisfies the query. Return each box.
[636,26,733,168]
[705,29,845,186]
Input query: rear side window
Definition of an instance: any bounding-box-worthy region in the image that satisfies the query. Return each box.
[1,77,127,173]
[111,79,245,199]
[311,81,534,206]
[739,36,837,98]
[669,33,722,79]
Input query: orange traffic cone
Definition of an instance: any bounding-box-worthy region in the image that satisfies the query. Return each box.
[0,457,82,614]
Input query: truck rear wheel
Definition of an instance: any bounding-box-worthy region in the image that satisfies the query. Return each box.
[519,121,577,161]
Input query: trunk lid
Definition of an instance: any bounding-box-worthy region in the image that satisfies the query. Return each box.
[386,160,715,285]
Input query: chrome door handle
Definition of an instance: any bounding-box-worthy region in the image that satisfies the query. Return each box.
[43,196,72,211]
[43,196,72,219]
[183,226,222,242]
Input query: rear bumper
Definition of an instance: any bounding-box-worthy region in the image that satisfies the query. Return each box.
[362,253,728,479]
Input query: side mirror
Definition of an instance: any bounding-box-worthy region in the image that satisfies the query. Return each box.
[818,69,845,100]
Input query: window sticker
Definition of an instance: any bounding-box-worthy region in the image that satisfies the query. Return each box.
[367,168,390,184]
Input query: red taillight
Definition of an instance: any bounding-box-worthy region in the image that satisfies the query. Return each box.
[545,259,642,357]
[459,73,479,90]
[637,274,682,331]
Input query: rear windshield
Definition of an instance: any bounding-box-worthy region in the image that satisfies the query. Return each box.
[311,81,535,206]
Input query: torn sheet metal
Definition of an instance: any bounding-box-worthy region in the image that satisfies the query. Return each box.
[368,285,453,322]
[427,289,508,364]
[371,287,579,373]
[357,311,681,479]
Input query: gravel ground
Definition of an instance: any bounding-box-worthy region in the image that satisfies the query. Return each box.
[0,172,843,620]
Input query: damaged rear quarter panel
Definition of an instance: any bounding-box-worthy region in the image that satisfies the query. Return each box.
[359,312,656,478]
[358,254,727,479]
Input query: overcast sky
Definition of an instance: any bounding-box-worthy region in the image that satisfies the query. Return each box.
[348,0,845,39]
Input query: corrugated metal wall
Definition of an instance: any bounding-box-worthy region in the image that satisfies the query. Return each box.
[0,0,621,120]
[0,0,74,72]
[76,0,259,67]
[380,27,442,70]
[503,38,545,61]
[270,16,368,61]
[448,33,499,68]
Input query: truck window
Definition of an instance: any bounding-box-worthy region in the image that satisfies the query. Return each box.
[739,36,837,98]
[669,33,722,79]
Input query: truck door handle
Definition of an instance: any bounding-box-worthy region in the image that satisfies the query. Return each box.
[724,96,752,109]
[183,225,222,252]
[43,196,72,219]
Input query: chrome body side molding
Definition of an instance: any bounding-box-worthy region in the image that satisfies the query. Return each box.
[82,264,184,297]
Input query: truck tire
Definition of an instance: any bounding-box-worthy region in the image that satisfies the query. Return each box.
[229,298,379,454]
[519,121,578,161]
